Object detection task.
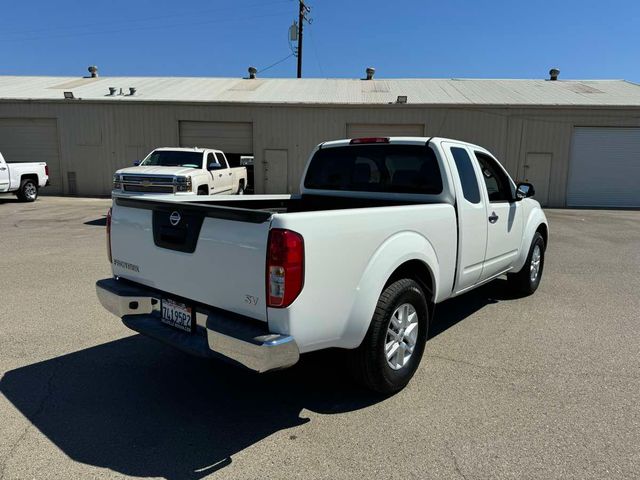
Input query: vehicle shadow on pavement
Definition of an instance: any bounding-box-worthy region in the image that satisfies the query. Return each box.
[0,336,383,479]
[84,216,107,226]
[430,278,519,338]
[1,280,516,479]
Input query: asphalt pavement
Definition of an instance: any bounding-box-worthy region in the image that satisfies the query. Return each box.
[0,196,638,479]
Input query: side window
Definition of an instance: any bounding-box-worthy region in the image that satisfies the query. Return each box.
[450,147,481,204]
[475,152,514,202]
[215,153,228,169]
[206,153,216,170]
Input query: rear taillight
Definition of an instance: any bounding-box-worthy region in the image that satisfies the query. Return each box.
[266,229,304,308]
[106,208,112,264]
[349,137,390,144]
[44,165,49,176]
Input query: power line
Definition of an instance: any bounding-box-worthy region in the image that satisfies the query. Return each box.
[307,24,325,77]
[258,53,295,74]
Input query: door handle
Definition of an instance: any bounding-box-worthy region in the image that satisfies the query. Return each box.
[0,167,7,171]
[228,172,232,176]
[488,212,499,224]
[218,174,222,177]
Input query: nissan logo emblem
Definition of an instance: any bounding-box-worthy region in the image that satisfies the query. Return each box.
[169,211,181,226]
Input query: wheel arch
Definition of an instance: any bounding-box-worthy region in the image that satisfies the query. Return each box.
[512,204,549,273]
[20,173,39,184]
[342,231,440,349]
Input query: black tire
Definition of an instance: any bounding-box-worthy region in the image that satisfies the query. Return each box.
[237,182,245,195]
[17,179,38,202]
[508,232,545,296]
[349,278,429,394]
[197,186,208,195]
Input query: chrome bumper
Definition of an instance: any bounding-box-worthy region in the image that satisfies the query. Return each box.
[96,278,299,373]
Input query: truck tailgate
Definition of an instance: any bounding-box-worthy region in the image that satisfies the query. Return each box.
[110,197,272,322]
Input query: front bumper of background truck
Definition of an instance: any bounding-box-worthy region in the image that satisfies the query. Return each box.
[95,278,299,373]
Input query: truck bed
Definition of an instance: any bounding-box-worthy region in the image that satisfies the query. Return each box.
[116,193,439,217]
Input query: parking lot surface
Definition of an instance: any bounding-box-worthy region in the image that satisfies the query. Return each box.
[0,196,639,479]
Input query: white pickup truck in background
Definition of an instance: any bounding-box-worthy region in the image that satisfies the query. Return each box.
[97,137,548,393]
[112,147,248,196]
[0,152,49,202]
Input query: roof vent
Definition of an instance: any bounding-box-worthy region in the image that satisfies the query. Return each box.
[129,87,137,96]
[549,68,560,81]
[88,65,98,78]
[248,66,257,79]
[108,87,117,96]
[365,67,375,80]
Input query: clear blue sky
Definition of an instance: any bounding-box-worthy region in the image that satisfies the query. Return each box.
[2,0,639,81]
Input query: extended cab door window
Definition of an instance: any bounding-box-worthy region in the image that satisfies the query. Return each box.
[447,145,486,292]
[474,151,523,280]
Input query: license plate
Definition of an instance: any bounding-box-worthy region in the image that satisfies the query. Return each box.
[161,298,193,332]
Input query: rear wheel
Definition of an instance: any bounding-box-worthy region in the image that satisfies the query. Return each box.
[508,232,545,295]
[17,179,38,202]
[237,182,245,195]
[349,278,429,394]
[197,186,208,195]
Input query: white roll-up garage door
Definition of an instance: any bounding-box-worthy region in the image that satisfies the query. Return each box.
[0,118,62,194]
[567,127,640,207]
[347,123,425,138]
[179,121,253,154]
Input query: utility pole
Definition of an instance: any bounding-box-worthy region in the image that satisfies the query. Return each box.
[296,0,311,78]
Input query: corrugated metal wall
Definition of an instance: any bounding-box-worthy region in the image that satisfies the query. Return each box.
[0,101,638,205]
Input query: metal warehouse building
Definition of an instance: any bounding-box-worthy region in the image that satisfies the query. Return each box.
[1,72,639,207]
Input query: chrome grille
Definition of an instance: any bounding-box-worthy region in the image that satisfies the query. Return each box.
[121,175,174,185]
[124,185,174,193]
[120,174,176,193]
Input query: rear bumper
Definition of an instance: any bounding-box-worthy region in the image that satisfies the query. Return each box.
[95,278,299,372]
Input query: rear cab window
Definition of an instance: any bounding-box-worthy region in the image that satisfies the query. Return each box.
[304,144,443,194]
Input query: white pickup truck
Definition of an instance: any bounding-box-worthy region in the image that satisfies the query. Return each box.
[0,152,49,201]
[112,147,248,196]
[97,137,548,393]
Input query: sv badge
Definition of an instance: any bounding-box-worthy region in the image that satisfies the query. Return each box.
[244,295,259,306]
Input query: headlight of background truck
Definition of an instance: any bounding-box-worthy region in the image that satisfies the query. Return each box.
[112,174,122,190]
[175,176,192,192]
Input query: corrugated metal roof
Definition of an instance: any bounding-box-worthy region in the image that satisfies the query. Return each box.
[0,75,639,106]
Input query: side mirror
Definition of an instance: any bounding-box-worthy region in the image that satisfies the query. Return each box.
[133,160,141,166]
[208,162,222,170]
[516,182,535,200]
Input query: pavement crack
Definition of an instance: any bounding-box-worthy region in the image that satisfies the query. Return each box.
[447,445,469,480]
[0,360,59,480]
[427,353,533,376]
[426,354,640,381]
